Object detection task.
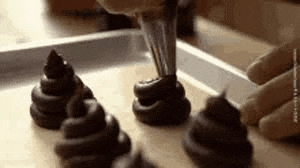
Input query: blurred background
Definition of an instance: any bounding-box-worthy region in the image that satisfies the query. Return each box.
[1,0,300,71]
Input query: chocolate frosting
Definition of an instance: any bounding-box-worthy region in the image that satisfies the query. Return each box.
[43,50,66,79]
[55,96,131,168]
[132,75,191,125]
[30,50,94,129]
[112,150,157,168]
[183,92,253,168]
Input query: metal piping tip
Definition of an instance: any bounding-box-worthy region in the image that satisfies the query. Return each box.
[137,0,178,77]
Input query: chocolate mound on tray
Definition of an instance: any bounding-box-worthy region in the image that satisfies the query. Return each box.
[55,95,131,168]
[112,150,157,168]
[30,50,94,129]
[183,91,253,168]
[132,75,191,126]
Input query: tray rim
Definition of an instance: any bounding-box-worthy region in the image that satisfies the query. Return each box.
[0,29,258,107]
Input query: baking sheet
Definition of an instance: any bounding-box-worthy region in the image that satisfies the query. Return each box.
[0,29,257,107]
[0,30,299,168]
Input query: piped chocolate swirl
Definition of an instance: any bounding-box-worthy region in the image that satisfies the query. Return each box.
[183,92,253,168]
[132,75,191,125]
[30,50,94,129]
[55,96,131,168]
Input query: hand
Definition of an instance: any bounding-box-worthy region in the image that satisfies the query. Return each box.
[96,0,164,15]
[240,39,300,139]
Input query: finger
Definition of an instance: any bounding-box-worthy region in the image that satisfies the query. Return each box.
[240,98,258,124]
[258,99,300,139]
[241,66,297,124]
[247,39,300,85]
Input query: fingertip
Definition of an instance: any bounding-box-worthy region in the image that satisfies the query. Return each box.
[246,61,266,85]
[240,99,260,125]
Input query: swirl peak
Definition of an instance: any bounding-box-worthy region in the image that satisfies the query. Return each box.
[44,50,66,78]
[203,91,241,126]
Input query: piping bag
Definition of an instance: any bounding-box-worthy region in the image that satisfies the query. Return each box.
[136,0,178,77]
[135,0,257,108]
[136,0,257,109]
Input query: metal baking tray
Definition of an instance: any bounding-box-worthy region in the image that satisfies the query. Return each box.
[0,30,299,168]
